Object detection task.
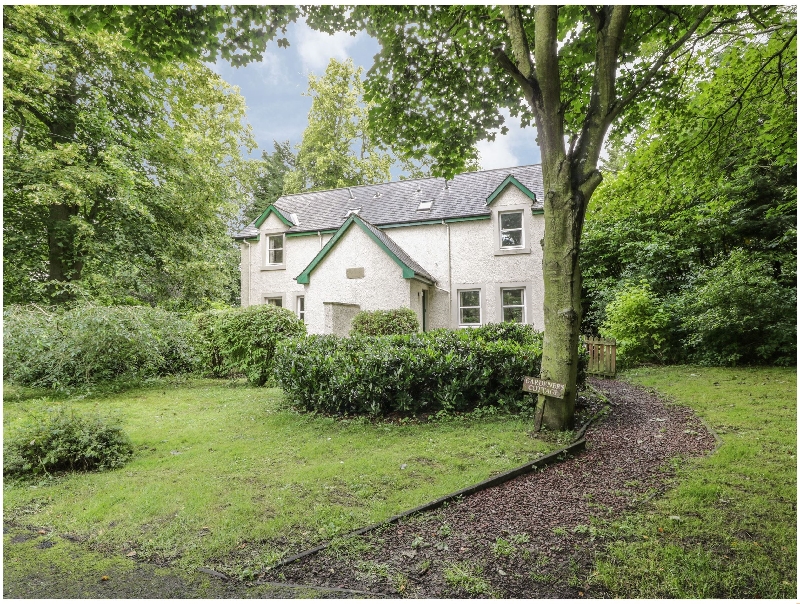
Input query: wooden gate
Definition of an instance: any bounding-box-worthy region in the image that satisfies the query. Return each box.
[583,336,617,377]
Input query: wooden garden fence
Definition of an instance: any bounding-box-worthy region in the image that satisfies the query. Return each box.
[582,336,617,377]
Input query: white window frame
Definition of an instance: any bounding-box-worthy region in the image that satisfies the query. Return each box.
[494,282,534,326]
[451,284,486,328]
[492,204,532,256]
[261,232,286,270]
[500,287,526,323]
[264,295,284,308]
[499,210,524,249]
[296,295,305,322]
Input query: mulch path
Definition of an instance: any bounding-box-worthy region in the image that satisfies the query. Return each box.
[260,377,717,598]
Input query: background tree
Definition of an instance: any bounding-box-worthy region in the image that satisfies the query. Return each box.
[4,5,254,308]
[283,58,393,194]
[581,22,796,366]
[245,140,296,224]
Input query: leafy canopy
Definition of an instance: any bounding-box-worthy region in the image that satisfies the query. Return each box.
[4,5,255,308]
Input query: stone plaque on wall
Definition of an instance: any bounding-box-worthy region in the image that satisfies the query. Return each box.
[346,267,365,279]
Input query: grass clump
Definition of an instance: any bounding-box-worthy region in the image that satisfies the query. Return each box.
[3,408,133,477]
[443,561,495,596]
[593,366,796,598]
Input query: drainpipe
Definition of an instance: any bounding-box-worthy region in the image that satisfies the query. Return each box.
[243,241,252,307]
[443,219,452,326]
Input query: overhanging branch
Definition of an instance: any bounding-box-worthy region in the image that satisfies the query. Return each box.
[609,6,714,123]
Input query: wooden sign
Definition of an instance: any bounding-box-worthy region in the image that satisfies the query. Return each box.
[522,376,566,399]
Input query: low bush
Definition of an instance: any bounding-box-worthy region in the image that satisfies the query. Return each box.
[3,304,201,388]
[350,308,419,336]
[274,324,561,416]
[676,250,797,366]
[600,280,671,365]
[195,304,306,385]
[3,408,134,477]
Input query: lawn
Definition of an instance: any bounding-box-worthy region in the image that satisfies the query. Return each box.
[3,378,557,579]
[593,365,797,598]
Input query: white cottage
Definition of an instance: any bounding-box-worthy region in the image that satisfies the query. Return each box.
[234,165,546,336]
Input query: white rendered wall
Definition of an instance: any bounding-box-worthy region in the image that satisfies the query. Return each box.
[302,225,412,334]
[240,184,544,331]
[240,212,331,311]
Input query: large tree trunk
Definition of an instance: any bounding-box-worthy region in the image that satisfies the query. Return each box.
[539,167,585,430]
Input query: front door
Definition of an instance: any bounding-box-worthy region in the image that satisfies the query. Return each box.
[422,290,427,332]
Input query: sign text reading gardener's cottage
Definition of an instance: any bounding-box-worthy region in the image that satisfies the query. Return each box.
[522,376,566,399]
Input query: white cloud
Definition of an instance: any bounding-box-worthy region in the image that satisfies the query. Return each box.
[477,136,520,171]
[295,20,364,73]
[477,111,539,170]
[251,51,290,86]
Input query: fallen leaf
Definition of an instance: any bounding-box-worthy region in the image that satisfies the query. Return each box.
[658,527,664,533]
[101,576,110,581]
[126,551,136,557]
[38,529,47,535]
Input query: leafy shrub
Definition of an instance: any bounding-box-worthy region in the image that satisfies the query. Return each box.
[3,408,134,477]
[274,326,555,416]
[196,304,306,385]
[3,304,201,388]
[350,308,420,336]
[600,281,671,365]
[675,250,796,365]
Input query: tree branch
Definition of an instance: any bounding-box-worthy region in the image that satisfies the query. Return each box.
[501,5,535,80]
[609,6,714,123]
[492,46,538,105]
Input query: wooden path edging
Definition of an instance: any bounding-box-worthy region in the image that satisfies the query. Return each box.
[265,437,587,573]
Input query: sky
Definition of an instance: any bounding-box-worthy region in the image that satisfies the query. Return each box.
[210,20,541,176]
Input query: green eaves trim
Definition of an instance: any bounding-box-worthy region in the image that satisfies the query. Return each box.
[285,229,338,238]
[486,175,537,206]
[295,214,432,285]
[253,204,293,229]
[286,214,491,237]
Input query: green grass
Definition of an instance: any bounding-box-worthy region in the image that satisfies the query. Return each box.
[3,378,554,578]
[592,365,796,598]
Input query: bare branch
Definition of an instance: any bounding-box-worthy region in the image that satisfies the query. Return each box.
[492,46,538,106]
[501,5,535,80]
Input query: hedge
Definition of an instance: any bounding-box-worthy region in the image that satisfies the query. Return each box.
[195,304,306,385]
[3,304,201,388]
[273,323,573,416]
[350,308,419,336]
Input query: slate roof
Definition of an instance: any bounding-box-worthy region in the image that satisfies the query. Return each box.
[234,164,544,239]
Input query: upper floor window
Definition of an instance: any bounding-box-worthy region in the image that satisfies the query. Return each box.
[267,234,284,265]
[499,211,524,248]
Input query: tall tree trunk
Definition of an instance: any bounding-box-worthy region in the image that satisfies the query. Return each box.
[45,70,83,302]
[539,167,585,430]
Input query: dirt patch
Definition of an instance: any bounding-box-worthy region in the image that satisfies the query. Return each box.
[260,378,716,597]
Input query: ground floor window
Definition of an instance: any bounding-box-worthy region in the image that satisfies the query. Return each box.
[296,296,305,322]
[458,289,481,326]
[265,297,282,307]
[501,287,526,323]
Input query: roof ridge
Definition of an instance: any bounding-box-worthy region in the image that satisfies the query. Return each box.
[274,163,542,198]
